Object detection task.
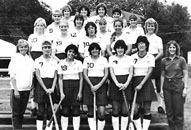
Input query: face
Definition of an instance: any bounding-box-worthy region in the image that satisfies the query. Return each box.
[146,23,155,34]
[98,7,105,17]
[116,46,125,56]
[168,44,176,55]
[60,22,69,34]
[129,19,137,26]
[113,12,121,19]
[114,21,123,33]
[67,49,76,59]
[52,14,62,23]
[91,48,100,56]
[87,25,96,36]
[18,43,28,56]
[63,8,71,17]
[99,22,107,31]
[42,45,52,55]
[138,42,147,52]
[75,19,83,27]
[80,8,88,17]
[35,22,45,33]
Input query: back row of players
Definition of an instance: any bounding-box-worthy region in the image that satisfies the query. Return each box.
[10,3,164,130]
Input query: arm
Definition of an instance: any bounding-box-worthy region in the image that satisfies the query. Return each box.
[109,67,123,88]
[160,70,165,95]
[10,77,20,97]
[106,44,113,57]
[48,70,58,93]
[125,44,132,55]
[155,48,163,61]
[122,65,134,90]
[35,68,48,93]
[77,72,83,101]
[83,69,94,91]
[58,74,65,99]
[182,69,188,98]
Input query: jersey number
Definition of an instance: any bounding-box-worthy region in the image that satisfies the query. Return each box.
[61,65,67,71]
[83,42,90,48]
[87,63,94,68]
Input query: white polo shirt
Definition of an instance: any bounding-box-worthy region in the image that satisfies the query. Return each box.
[34,55,58,78]
[46,22,61,42]
[109,55,133,75]
[78,36,101,57]
[28,33,47,52]
[131,53,155,76]
[57,59,83,80]
[8,53,34,91]
[83,56,108,77]
[97,31,111,51]
[146,33,163,55]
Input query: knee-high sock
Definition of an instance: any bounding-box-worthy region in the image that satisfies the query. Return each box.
[45,120,53,130]
[142,114,151,130]
[112,116,119,130]
[121,116,128,130]
[36,120,43,130]
[98,119,105,130]
[88,117,96,130]
[73,116,80,130]
[61,116,68,130]
[133,118,142,130]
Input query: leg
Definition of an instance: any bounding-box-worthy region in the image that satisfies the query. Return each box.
[121,101,129,130]
[133,103,142,130]
[164,89,175,130]
[72,106,81,130]
[142,101,152,130]
[97,106,106,130]
[61,106,70,130]
[45,103,53,130]
[87,105,96,130]
[111,101,120,130]
[36,103,46,130]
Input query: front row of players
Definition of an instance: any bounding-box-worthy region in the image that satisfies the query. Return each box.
[9,35,187,130]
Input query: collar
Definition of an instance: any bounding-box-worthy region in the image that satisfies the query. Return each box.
[166,55,180,60]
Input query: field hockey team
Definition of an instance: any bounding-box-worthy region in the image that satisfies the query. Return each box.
[8,2,188,130]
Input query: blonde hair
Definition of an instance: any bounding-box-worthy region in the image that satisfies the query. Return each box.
[165,40,180,57]
[144,18,159,34]
[16,39,29,54]
[33,17,47,33]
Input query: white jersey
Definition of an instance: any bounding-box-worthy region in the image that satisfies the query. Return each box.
[131,53,155,76]
[46,22,61,43]
[146,33,163,55]
[109,55,133,75]
[8,53,34,91]
[28,34,47,52]
[34,55,58,78]
[83,56,108,77]
[78,36,101,57]
[57,59,83,80]
[97,31,111,51]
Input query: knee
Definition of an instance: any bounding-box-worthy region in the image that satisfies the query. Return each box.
[61,107,70,117]
[98,110,105,121]
[72,106,80,117]
[112,105,120,117]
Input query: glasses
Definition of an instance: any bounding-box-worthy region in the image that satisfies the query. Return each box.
[42,46,51,49]
[99,23,106,25]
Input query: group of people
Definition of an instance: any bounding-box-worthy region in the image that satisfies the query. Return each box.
[8,2,188,130]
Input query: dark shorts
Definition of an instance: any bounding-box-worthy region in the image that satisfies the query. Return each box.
[132,76,156,102]
[34,78,57,103]
[109,75,132,101]
[151,54,161,79]
[62,80,80,106]
[83,77,108,106]
[30,51,42,60]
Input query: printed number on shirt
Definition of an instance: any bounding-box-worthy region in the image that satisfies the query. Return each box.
[57,41,62,45]
[39,62,43,67]
[83,42,90,48]
[71,33,77,37]
[87,63,94,68]
[49,28,53,33]
[113,60,118,64]
[133,58,138,64]
[32,38,37,43]
[61,65,67,71]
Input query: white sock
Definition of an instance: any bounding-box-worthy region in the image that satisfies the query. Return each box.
[45,120,53,130]
[36,120,43,130]
[61,116,68,130]
[88,117,96,130]
[112,116,119,130]
[133,118,142,130]
[98,119,105,130]
[73,116,80,130]
[142,119,151,130]
[121,116,128,130]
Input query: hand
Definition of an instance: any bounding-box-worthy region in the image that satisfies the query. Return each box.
[160,90,164,98]
[135,84,143,91]
[60,93,65,100]
[116,83,124,89]
[91,84,100,92]
[119,84,127,91]
[182,88,187,98]
[77,92,82,101]
[47,88,54,94]
[14,90,20,98]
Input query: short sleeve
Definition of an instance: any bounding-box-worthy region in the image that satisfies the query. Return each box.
[34,59,41,69]
[181,57,187,70]
[8,55,17,77]
[82,58,88,69]
[78,61,83,72]
[149,54,155,67]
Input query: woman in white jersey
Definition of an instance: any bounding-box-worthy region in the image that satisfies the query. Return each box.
[58,44,83,130]
[109,40,133,130]
[8,39,34,130]
[145,18,164,114]
[83,43,109,130]
[131,36,156,130]
[61,5,74,29]
[34,41,58,130]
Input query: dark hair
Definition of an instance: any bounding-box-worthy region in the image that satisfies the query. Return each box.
[73,14,84,27]
[65,44,78,55]
[112,8,122,16]
[165,40,180,57]
[42,40,51,47]
[78,5,90,17]
[88,42,101,55]
[129,14,137,21]
[114,40,127,52]
[96,3,107,16]
[113,19,123,28]
[135,36,150,52]
[85,22,97,36]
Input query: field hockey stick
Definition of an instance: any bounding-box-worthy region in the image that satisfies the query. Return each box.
[122,90,129,110]
[48,94,59,130]
[47,96,64,127]
[93,92,96,121]
[128,90,137,130]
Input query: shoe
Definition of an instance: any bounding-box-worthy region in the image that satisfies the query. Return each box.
[158,106,165,114]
